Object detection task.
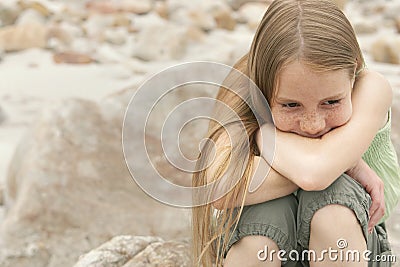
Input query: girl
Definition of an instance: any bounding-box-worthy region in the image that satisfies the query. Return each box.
[192,0,400,266]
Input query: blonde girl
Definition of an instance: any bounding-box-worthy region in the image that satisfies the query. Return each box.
[192,0,400,266]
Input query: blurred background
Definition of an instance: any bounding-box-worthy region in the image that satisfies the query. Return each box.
[0,0,399,266]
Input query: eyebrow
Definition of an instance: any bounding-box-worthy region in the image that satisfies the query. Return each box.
[275,92,347,103]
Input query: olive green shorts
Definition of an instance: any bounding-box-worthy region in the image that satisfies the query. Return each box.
[223,174,393,266]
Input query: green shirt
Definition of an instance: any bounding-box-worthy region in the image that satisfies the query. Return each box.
[362,109,400,223]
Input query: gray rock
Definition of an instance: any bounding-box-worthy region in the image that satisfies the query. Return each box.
[0,95,190,267]
[73,236,190,267]
[73,236,163,267]
[125,239,191,267]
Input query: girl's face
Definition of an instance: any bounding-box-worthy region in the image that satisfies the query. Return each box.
[270,60,354,138]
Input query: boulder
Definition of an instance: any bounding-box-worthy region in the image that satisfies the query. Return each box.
[370,36,400,65]
[0,23,48,52]
[0,92,190,267]
[132,23,188,61]
[73,236,190,267]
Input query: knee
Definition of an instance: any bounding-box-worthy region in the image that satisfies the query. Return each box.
[225,236,281,267]
[311,204,360,233]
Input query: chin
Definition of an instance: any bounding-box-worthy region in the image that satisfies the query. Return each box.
[292,130,331,139]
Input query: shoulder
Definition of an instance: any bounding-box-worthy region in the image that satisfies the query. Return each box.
[357,70,393,102]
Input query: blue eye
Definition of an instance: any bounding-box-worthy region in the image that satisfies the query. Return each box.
[282,103,300,108]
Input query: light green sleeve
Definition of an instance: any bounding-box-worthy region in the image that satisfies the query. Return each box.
[362,109,400,223]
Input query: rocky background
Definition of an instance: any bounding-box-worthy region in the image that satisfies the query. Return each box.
[0,0,399,266]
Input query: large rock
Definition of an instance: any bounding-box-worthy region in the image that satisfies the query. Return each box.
[370,36,400,65]
[0,23,48,52]
[132,22,188,61]
[73,235,190,267]
[0,89,191,267]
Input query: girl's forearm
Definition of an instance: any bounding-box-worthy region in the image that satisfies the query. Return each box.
[213,156,298,209]
[258,70,392,190]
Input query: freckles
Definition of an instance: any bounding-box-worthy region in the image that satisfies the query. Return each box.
[273,112,298,131]
[325,107,350,126]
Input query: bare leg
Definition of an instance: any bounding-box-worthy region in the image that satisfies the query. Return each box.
[224,236,281,267]
[309,204,367,267]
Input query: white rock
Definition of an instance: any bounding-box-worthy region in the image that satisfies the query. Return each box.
[94,43,129,63]
[15,8,47,25]
[132,23,188,61]
[83,13,114,41]
[104,27,127,45]
[170,8,215,32]
[236,2,268,30]
[0,23,48,52]
[184,27,253,65]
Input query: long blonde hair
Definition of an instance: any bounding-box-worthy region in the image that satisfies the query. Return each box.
[192,0,365,266]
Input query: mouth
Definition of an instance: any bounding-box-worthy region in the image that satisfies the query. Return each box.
[295,129,331,138]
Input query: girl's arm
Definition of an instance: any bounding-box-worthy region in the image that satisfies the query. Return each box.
[257,70,393,191]
[208,133,298,210]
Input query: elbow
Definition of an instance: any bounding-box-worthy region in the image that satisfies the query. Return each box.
[295,170,332,191]
[300,179,330,191]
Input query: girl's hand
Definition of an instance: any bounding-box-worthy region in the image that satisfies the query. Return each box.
[346,159,385,233]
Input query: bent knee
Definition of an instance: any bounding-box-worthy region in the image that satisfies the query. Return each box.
[311,204,360,232]
[225,236,281,266]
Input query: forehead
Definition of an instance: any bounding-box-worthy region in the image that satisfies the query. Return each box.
[275,60,351,100]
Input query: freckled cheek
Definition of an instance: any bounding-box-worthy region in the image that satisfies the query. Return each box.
[325,105,352,128]
[272,111,299,131]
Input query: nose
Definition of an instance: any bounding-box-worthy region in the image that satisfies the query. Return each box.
[300,112,326,137]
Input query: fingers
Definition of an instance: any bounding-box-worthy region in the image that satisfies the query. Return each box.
[368,205,385,233]
[367,185,385,233]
